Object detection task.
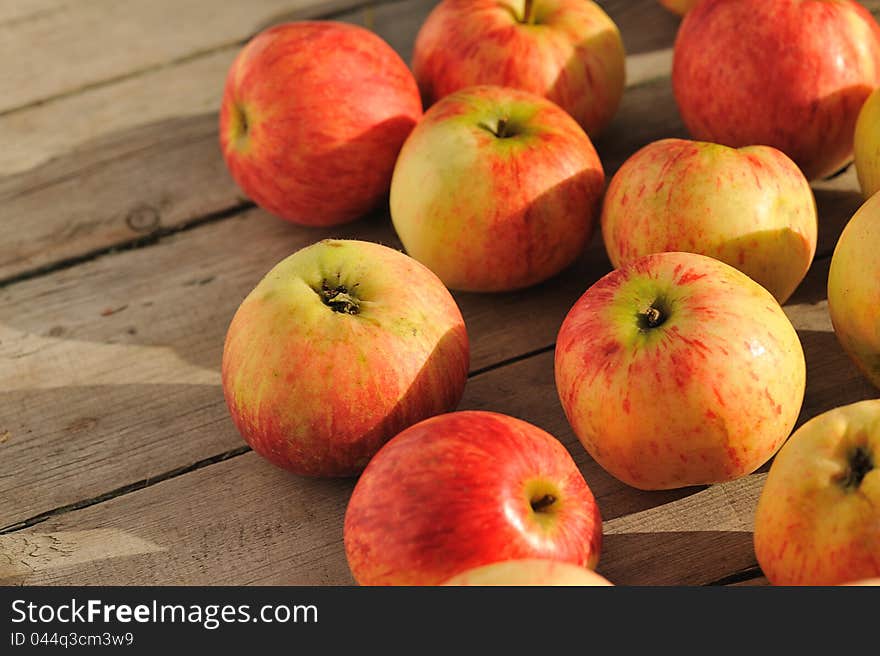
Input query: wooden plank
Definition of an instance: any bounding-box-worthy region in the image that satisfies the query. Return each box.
[0,0,371,115]
[2,248,874,585]
[0,0,673,281]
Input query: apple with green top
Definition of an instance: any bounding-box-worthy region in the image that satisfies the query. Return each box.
[222,239,469,477]
[412,0,625,137]
[673,0,880,180]
[443,559,613,586]
[854,88,880,199]
[555,251,806,490]
[390,85,605,292]
[601,138,817,304]
[220,21,422,226]
[344,411,603,586]
[828,192,880,390]
[754,399,880,586]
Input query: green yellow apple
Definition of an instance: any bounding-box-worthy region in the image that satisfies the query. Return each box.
[222,239,469,477]
[754,399,880,586]
[659,0,699,16]
[390,85,605,292]
[828,192,880,390]
[555,251,806,490]
[443,559,613,586]
[601,138,817,304]
[854,88,880,199]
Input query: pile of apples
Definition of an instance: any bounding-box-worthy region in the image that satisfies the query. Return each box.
[218,0,880,586]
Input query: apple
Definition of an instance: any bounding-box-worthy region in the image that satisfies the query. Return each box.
[442,559,613,586]
[844,579,880,586]
[828,192,880,390]
[412,0,625,137]
[555,251,806,490]
[344,410,603,586]
[754,399,880,586]
[219,21,422,226]
[854,88,880,199]
[389,85,605,292]
[659,0,699,16]
[601,138,817,304]
[672,0,880,180]
[221,239,469,477]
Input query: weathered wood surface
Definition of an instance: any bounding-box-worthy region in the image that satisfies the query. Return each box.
[2,0,879,587]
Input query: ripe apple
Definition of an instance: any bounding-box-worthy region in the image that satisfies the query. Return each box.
[412,0,625,137]
[219,22,422,226]
[601,138,817,304]
[442,559,613,586]
[221,239,469,477]
[555,251,806,490]
[659,0,699,16]
[672,0,880,180]
[344,411,603,585]
[854,88,880,199]
[828,192,880,390]
[754,399,880,586]
[389,85,605,292]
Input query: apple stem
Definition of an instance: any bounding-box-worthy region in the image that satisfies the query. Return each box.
[530,494,556,513]
[523,0,535,24]
[496,118,510,138]
[837,445,874,489]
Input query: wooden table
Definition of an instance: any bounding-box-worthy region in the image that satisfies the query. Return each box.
[1,0,877,587]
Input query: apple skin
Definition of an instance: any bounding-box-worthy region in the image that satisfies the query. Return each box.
[412,0,625,137]
[601,138,817,304]
[555,252,806,490]
[659,0,699,16]
[854,88,880,199]
[442,559,613,586]
[390,85,605,292]
[672,0,880,180]
[219,22,422,226]
[344,411,603,586]
[828,192,880,390]
[221,239,469,477]
[754,400,880,586]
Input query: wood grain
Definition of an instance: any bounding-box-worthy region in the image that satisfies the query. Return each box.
[2,242,875,585]
[0,0,372,115]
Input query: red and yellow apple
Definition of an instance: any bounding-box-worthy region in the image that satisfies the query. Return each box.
[555,251,806,490]
[854,88,880,199]
[754,399,880,586]
[828,192,880,390]
[412,0,625,137]
[344,411,603,585]
[443,559,613,586]
[220,22,422,226]
[673,0,880,180]
[659,0,699,16]
[221,239,469,477]
[389,85,605,292]
[601,138,817,304]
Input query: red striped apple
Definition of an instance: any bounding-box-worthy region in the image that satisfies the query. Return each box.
[555,252,806,490]
[754,400,880,586]
[344,411,603,585]
[389,85,605,292]
[220,22,422,226]
[828,192,880,390]
[412,0,625,137]
[443,559,613,586]
[673,0,880,180]
[222,239,469,477]
[854,88,880,199]
[601,138,817,304]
